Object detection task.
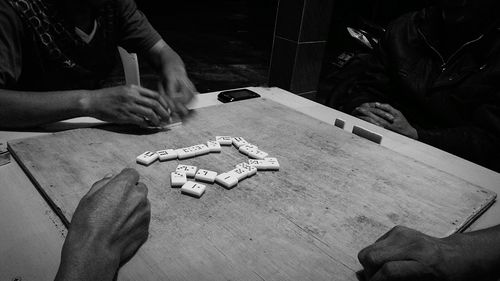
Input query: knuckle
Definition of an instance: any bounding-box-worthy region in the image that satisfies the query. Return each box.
[136,183,148,196]
[365,252,380,266]
[392,225,406,233]
[358,248,369,263]
[121,168,139,178]
[153,102,162,112]
[359,247,379,266]
[380,263,398,278]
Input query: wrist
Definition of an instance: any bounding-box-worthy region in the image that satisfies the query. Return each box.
[78,90,96,118]
[159,48,185,72]
[442,233,496,281]
[56,230,120,281]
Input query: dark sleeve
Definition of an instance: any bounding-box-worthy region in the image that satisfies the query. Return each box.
[0,0,24,88]
[115,0,162,53]
[417,103,500,172]
[334,32,395,114]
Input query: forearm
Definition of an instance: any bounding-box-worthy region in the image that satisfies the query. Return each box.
[54,232,119,281]
[0,89,91,129]
[144,39,185,74]
[448,225,500,280]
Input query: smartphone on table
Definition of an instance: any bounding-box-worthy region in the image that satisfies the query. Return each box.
[217,89,261,103]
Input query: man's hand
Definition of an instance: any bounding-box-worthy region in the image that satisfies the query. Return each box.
[84,85,171,127]
[55,168,151,281]
[353,103,418,139]
[358,226,482,281]
[147,40,197,119]
[158,62,197,117]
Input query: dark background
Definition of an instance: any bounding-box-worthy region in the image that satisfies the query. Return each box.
[134,1,432,95]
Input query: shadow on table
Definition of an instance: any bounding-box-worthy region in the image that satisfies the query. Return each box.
[3,122,163,136]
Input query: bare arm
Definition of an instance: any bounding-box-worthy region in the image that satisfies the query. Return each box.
[0,85,172,129]
[143,39,197,116]
[0,89,88,129]
[54,169,150,281]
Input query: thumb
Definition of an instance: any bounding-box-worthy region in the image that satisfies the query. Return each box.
[86,173,114,197]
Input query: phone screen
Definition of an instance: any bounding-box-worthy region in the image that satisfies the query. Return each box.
[226,90,256,99]
[218,89,260,103]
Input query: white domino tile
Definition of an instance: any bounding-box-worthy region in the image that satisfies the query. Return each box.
[215,173,238,189]
[190,144,210,156]
[189,145,201,155]
[181,181,206,198]
[171,171,187,187]
[248,159,268,170]
[248,149,269,160]
[216,136,233,146]
[157,149,178,161]
[228,168,248,181]
[236,162,257,177]
[195,144,211,156]
[264,157,280,171]
[207,141,222,153]
[136,151,159,166]
[239,144,258,156]
[176,164,198,178]
[195,169,218,183]
[176,147,196,159]
[232,137,248,148]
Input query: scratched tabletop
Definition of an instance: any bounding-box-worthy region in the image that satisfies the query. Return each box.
[8,98,495,281]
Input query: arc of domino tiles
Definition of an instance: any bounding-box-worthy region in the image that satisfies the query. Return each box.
[136,136,280,198]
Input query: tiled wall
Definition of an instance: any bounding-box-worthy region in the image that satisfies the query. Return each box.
[269,0,334,98]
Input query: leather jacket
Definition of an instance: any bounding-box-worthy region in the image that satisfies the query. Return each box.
[335,7,500,172]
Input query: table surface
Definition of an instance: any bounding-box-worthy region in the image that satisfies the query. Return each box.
[1,87,499,280]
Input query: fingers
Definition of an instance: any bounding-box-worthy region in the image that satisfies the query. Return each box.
[127,113,152,128]
[129,105,161,127]
[359,242,414,275]
[132,85,171,122]
[375,225,412,243]
[358,116,385,127]
[116,183,150,261]
[374,103,399,116]
[369,261,432,281]
[179,78,197,104]
[367,107,395,123]
[355,107,391,127]
[108,168,140,191]
[135,85,170,113]
[163,77,195,117]
[86,173,115,197]
[120,218,150,262]
[359,226,425,278]
[158,81,181,118]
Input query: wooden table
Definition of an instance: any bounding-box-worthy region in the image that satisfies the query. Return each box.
[1,87,499,280]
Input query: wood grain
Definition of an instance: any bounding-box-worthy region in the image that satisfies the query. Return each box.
[8,98,496,281]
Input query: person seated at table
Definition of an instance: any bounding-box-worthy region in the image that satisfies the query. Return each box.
[0,0,196,129]
[54,168,151,281]
[328,0,500,172]
[358,224,500,281]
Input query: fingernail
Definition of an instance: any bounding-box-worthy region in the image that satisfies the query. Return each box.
[103,173,114,178]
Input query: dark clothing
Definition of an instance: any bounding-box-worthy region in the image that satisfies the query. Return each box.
[0,0,161,91]
[333,7,500,172]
